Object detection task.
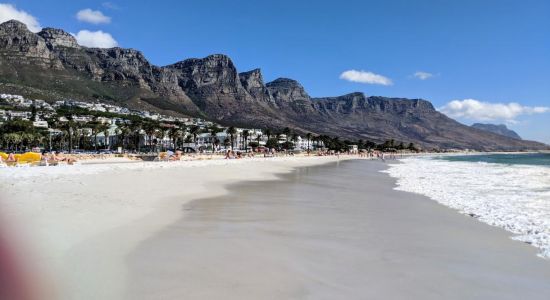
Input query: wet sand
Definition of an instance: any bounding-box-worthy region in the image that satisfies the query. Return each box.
[126,160,550,299]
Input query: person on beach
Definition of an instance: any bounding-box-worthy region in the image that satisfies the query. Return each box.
[169,150,183,161]
[6,153,16,163]
[39,154,49,166]
[225,150,235,159]
[51,152,77,165]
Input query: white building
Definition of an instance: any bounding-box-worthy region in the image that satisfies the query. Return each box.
[8,111,31,120]
[72,115,94,123]
[32,120,49,128]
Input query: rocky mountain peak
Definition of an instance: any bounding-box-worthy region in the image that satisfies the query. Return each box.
[239,68,273,103]
[38,28,79,49]
[0,20,32,33]
[171,54,234,69]
[92,47,148,62]
[0,20,50,59]
[472,123,522,140]
[239,68,263,89]
[266,77,301,87]
[410,99,435,110]
[167,54,241,92]
[266,77,310,103]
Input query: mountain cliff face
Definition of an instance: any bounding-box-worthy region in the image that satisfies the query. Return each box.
[0,20,546,150]
[471,123,522,140]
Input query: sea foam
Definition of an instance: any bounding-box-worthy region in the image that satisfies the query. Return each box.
[384,156,550,258]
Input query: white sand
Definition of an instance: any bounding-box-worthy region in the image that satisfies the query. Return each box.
[0,156,348,300]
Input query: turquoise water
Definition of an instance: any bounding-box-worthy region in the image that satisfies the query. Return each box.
[441,153,550,166]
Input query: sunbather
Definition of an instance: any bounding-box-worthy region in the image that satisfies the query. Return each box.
[6,153,16,163]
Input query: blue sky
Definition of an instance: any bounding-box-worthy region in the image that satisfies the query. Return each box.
[2,0,550,143]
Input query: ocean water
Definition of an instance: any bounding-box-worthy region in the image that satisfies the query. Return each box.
[444,153,550,166]
[385,153,550,258]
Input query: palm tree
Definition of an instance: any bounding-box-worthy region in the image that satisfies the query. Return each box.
[119,124,131,151]
[209,125,222,151]
[256,132,262,143]
[176,123,187,148]
[306,132,312,153]
[154,128,165,151]
[226,126,237,150]
[265,128,272,140]
[282,127,291,141]
[129,121,143,152]
[242,129,250,152]
[103,125,111,150]
[90,121,106,151]
[167,127,178,150]
[189,125,200,150]
[72,122,83,151]
[114,127,122,149]
[143,122,157,152]
[60,120,76,153]
[313,135,320,149]
[223,137,231,149]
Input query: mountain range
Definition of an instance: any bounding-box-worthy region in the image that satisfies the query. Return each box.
[471,123,522,140]
[0,20,547,151]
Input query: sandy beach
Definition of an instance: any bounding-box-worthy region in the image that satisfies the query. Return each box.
[1,157,549,299]
[124,160,550,299]
[0,156,351,299]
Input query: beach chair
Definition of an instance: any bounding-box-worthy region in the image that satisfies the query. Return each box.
[18,152,42,166]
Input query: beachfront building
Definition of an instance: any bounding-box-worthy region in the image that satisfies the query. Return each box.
[32,120,49,128]
[194,132,230,152]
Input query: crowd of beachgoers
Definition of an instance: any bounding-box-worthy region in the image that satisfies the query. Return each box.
[0,148,402,168]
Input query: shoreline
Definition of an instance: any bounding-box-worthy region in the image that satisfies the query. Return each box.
[385,154,550,259]
[1,155,549,299]
[125,160,550,299]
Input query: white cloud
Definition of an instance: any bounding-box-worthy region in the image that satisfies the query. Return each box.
[76,8,111,24]
[74,30,118,48]
[413,71,433,80]
[439,99,549,122]
[339,70,393,86]
[0,3,41,32]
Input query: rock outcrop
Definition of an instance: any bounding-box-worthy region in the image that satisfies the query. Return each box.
[239,69,273,104]
[471,123,522,140]
[0,20,52,60]
[0,20,546,151]
[38,28,80,49]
